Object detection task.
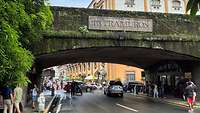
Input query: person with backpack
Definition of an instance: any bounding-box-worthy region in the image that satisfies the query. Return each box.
[1,85,13,113]
[184,81,195,112]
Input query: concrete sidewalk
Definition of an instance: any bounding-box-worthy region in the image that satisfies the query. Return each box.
[137,94,200,109]
[23,95,53,113]
[160,97,200,109]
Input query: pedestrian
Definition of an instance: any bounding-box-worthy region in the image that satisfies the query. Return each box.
[13,84,23,113]
[153,84,159,98]
[1,85,13,113]
[31,84,38,109]
[51,82,56,96]
[71,80,76,96]
[184,81,195,112]
[190,82,197,104]
[148,83,152,96]
[37,93,45,113]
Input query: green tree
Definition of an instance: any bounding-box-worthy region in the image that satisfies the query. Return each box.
[186,0,200,16]
[0,0,53,86]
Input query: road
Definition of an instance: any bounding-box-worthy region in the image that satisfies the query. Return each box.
[59,90,199,113]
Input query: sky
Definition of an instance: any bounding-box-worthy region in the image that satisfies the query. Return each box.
[49,0,92,8]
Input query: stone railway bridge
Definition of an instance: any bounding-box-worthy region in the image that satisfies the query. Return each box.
[30,6,200,98]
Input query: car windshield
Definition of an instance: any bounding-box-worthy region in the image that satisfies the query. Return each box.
[109,81,123,86]
[128,82,143,86]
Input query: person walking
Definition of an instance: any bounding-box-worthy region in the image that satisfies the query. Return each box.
[31,85,38,109]
[13,84,23,113]
[153,84,159,98]
[71,80,76,96]
[184,81,195,112]
[1,85,13,113]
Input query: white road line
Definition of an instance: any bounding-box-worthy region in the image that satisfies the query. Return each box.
[116,103,139,112]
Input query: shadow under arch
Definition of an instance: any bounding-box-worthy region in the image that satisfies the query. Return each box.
[35,46,200,70]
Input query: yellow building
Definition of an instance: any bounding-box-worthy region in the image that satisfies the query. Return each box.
[106,63,144,83]
[65,62,144,83]
[88,0,200,15]
[65,62,101,80]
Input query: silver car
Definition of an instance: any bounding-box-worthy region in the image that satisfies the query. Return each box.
[104,81,123,97]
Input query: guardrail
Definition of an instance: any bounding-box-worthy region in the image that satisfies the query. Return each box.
[48,96,60,113]
[43,95,57,113]
[56,96,63,113]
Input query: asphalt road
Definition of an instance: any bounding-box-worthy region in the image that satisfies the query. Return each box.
[59,90,199,113]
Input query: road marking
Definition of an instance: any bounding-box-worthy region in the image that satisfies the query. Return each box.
[116,103,139,112]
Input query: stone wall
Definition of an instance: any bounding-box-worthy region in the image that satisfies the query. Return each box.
[51,6,200,36]
[32,7,200,58]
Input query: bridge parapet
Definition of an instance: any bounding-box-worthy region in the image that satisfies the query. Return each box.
[34,7,200,63]
[51,6,200,36]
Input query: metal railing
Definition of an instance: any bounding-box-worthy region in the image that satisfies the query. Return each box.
[43,95,60,113]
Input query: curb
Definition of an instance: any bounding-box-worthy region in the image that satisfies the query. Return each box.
[161,100,188,108]
[163,100,200,109]
[136,94,200,109]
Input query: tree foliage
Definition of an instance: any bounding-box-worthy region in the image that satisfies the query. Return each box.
[186,0,200,16]
[0,0,53,86]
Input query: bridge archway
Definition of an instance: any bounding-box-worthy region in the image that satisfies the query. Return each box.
[33,46,200,100]
[36,46,199,70]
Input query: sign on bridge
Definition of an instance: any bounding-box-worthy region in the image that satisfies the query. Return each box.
[88,16,153,32]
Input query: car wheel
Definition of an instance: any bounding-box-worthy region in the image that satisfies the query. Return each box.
[120,93,123,97]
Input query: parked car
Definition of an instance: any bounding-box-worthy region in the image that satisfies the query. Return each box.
[123,81,144,94]
[82,83,98,92]
[104,80,123,97]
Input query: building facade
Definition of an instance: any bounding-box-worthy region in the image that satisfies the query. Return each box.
[88,0,200,15]
[65,62,144,83]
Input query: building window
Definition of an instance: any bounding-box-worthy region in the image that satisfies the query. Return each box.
[127,72,135,82]
[88,63,90,70]
[94,62,97,69]
[125,0,135,7]
[172,0,181,10]
[151,0,161,9]
[93,3,97,8]
[84,63,86,71]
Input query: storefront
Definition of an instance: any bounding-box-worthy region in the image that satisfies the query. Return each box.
[149,61,190,98]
